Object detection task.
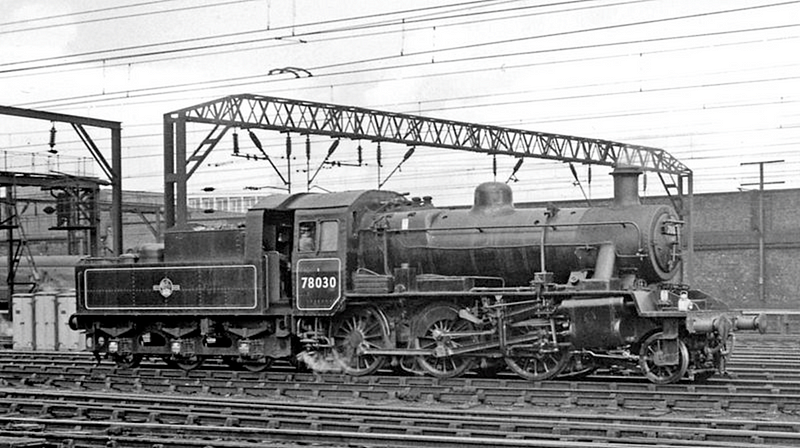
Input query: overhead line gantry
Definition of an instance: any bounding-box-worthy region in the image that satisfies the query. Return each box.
[0,105,123,256]
[163,94,694,279]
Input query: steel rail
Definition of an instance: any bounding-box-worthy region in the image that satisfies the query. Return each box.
[3,348,800,379]
[4,349,800,387]
[1,388,799,448]
[3,361,800,416]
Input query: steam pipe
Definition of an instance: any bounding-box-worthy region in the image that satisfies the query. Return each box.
[594,243,616,280]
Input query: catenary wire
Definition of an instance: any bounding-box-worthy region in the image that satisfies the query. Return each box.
[13,21,799,109]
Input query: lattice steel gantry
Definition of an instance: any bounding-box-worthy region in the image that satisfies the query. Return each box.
[163,94,695,281]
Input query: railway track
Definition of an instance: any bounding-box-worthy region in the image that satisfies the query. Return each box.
[1,387,799,448]
[1,339,798,378]
[3,354,800,414]
[1,334,799,447]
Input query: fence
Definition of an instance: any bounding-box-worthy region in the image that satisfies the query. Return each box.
[1,150,94,178]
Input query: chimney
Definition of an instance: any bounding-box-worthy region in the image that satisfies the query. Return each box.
[611,166,642,207]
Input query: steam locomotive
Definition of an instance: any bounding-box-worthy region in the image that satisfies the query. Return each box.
[70,167,765,384]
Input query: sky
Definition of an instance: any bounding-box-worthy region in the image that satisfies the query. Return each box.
[1,0,798,207]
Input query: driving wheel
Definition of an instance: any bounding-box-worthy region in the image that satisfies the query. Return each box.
[330,305,391,376]
[504,316,568,381]
[412,303,476,378]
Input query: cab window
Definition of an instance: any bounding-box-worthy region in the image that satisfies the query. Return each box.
[319,220,339,252]
[298,222,316,252]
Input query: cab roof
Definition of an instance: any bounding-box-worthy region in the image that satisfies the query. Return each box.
[251,190,403,211]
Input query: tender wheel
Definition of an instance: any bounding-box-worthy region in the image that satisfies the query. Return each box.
[240,357,274,372]
[171,355,204,371]
[330,305,391,376]
[412,303,476,379]
[639,332,689,384]
[111,353,142,369]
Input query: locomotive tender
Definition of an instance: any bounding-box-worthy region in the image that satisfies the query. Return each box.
[71,167,764,384]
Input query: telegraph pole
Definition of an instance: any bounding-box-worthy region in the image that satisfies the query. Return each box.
[740,159,784,303]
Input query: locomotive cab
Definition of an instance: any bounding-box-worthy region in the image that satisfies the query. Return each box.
[293,211,345,313]
[247,189,406,316]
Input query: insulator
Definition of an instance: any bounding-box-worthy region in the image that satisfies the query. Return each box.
[327,140,340,156]
[232,132,240,155]
[48,123,57,154]
[248,130,263,150]
[569,163,579,182]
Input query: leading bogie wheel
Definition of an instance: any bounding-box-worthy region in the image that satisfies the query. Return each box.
[412,303,476,379]
[639,332,689,384]
[330,305,391,376]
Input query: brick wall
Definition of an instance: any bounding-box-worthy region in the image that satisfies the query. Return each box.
[519,188,800,310]
[689,190,800,310]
